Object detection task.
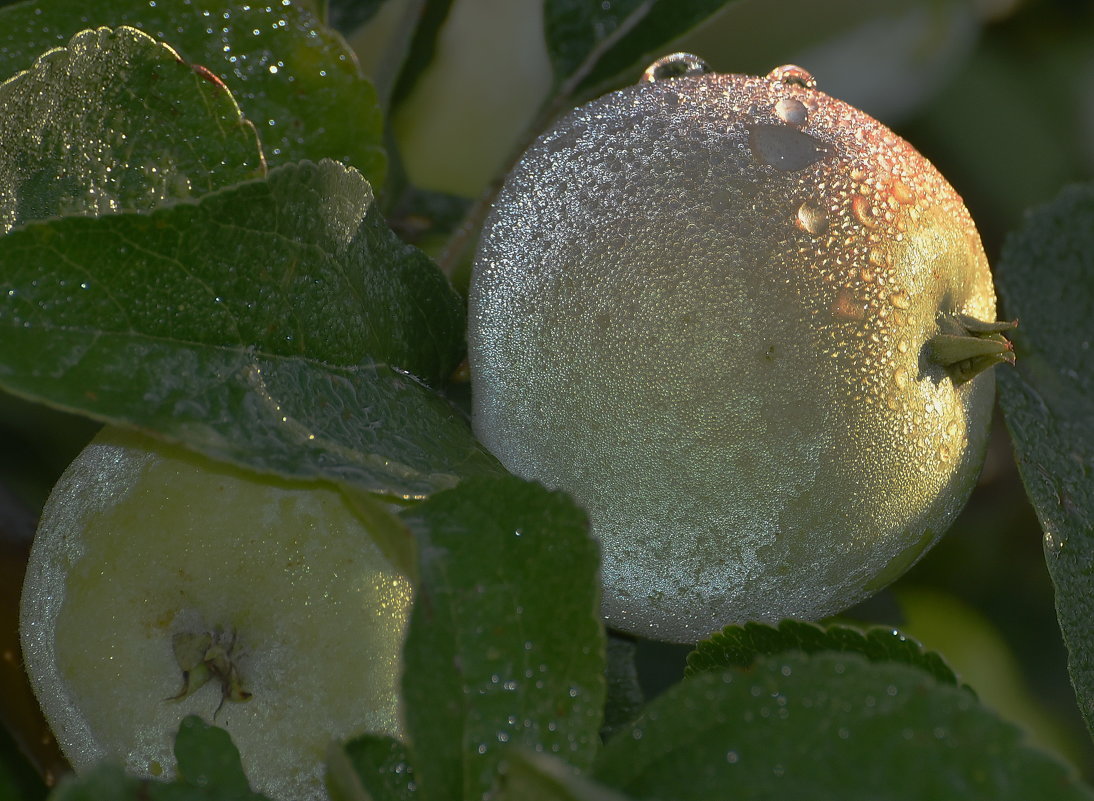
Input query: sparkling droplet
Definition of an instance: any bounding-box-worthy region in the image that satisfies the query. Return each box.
[890,291,910,309]
[767,64,817,89]
[774,97,808,126]
[641,52,710,83]
[796,200,828,235]
[894,367,908,388]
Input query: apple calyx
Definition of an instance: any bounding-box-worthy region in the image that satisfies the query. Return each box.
[168,626,252,715]
[928,313,1017,385]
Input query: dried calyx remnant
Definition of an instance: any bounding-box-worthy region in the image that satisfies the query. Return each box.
[169,625,252,715]
[928,314,1016,385]
[469,53,1016,643]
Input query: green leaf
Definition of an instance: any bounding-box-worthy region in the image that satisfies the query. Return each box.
[595,652,1094,801]
[0,26,263,233]
[0,0,384,186]
[47,719,272,800]
[169,716,255,796]
[600,635,644,742]
[543,0,735,97]
[995,182,1094,738]
[494,750,633,801]
[327,734,416,801]
[0,160,499,497]
[399,476,605,801]
[685,619,961,688]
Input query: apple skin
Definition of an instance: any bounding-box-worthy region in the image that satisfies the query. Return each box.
[20,426,412,801]
[469,62,998,643]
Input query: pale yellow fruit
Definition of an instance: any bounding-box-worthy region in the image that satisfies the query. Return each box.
[469,59,1002,643]
[20,427,411,801]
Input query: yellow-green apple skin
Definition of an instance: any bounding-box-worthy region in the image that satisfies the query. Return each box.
[469,61,998,643]
[20,427,411,801]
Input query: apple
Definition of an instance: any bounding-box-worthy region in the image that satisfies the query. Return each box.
[20,427,412,801]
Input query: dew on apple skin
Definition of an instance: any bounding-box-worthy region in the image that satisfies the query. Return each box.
[470,60,999,642]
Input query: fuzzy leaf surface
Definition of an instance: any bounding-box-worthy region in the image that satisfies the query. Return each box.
[543,0,735,96]
[996,182,1094,736]
[328,734,417,801]
[685,619,961,688]
[0,160,498,496]
[0,26,263,234]
[400,477,605,801]
[494,751,633,801]
[595,652,1094,800]
[0,0,384,185]
[600,636,644,742]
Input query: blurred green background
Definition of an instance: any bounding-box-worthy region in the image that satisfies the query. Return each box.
[2,0,1092,793]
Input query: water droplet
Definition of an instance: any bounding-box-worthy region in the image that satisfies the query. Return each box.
[833,289,863,320]
[767,64,817,89]
[837,727,850,739]
[852,195,877,228]
[641,52,710,83]
[894,367,908,388]
[749,124,830,171]
[774,97,808,126]
[726,750,739,764]
[796,200,828,235]
[1044,529,1066,556]
[890,292,910,309]
[891,179,916,205]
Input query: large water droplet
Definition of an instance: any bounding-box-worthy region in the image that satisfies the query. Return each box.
[767,64,817,89]
[889,291,910,310]
[774,97,808,126]
[796,200,828,235]
[748,124,829,171]
[641,52,710,83]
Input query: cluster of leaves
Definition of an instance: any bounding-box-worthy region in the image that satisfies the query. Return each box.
[0,1,1091,800]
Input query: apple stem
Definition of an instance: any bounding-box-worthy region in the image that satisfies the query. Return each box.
[927,313,1017,385]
